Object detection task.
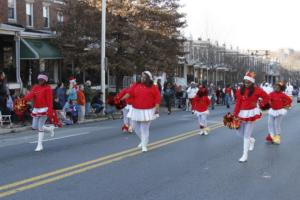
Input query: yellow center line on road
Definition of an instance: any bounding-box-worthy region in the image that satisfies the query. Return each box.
[0,123,224,198]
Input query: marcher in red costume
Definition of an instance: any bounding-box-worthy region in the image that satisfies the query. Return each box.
[24,74,61,152]
[121,71,160,152]
[234,71,269,162]
[266,81,292,144]
[192,86,211,135]
[115,87,134,133]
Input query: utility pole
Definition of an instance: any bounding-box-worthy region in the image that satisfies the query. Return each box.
[101,0,106,112]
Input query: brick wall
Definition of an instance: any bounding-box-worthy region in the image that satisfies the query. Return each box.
[0,0,64,31]
[0,0,8,23]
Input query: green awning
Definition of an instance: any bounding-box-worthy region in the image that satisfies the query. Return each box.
[20,38,63,60]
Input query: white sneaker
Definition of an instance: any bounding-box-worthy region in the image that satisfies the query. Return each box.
[249,138,255,151]
[203,131,209,136]
[142,146,148,152]
[198,131,204,135]
[137,143,142,148]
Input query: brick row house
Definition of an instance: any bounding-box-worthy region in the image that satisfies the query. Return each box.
[0,0,64,90]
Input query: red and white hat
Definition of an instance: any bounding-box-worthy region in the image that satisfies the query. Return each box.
[69,76,76,84]
[244,71,255,83]
[37,74,48,82]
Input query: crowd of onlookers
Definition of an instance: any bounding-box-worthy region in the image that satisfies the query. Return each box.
[158,80,239,114]
[0,71,118,127]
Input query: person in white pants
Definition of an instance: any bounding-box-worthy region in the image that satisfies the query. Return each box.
[24,74,56,152]
[266,81,292,144]
[121,71,160,152]
[192,86,211,135]
[234,71,270,163]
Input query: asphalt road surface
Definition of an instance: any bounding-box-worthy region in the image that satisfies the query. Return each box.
[1,102,300,200]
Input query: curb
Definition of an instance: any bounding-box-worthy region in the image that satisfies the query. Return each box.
[0,107,181,135]
[0,116,120,135]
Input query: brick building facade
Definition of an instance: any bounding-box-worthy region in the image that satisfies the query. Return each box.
[0,0,64,89]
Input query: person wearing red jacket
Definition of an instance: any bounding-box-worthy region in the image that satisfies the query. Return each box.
[266,81,292,144]
[121,71,160,152]
[234,71,270,162]
[24,74,56,152]
[115,87,134,133]
[192,86,211,135]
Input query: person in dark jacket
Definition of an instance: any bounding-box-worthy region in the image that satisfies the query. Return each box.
[91,92,104,113]
[84,80,92,114]
[163,82,175,115]
[0,71,9,114]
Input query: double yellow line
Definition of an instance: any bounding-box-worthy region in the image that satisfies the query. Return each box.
[0,123,223,198]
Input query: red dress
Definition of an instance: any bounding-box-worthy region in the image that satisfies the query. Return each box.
[234,86,269,122]
[192,96,211,115]
[268,91,292,116]
[24,85,53,117]
[127,83,161,122]
[24,85,62,127]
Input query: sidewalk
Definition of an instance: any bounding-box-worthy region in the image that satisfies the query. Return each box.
[0,114,121,135]
[0,107,183,135]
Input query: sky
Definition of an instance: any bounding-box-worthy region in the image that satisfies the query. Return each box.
[180,0,300,51]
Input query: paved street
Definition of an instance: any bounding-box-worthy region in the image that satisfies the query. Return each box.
[0,103,300,200]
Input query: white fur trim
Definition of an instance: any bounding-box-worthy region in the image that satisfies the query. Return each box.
[244,76,255,83]
[238,107,261,118]
[127,107,157,122]
[37,74,48,82]
[143,71,153,80]
[194,110,209,116]
[268,108,287,117]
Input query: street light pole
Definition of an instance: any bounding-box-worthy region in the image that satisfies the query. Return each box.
[101,0,106,112]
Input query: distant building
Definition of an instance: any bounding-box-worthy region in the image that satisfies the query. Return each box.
[0,0,65,89]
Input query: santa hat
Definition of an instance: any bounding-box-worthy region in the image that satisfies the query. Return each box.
[69,77,76,84]
[143,71,153,80]
[37,74,48,82]
[244,71,255,83]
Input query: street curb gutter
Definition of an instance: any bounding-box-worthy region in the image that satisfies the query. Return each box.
[0,117,112,135]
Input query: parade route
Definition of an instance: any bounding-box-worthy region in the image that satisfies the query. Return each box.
[0,104,300,200]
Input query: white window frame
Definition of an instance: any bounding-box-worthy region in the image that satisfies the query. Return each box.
[8,0,17,21]
[26,3,34,27]
[43,5,50,28]
[57,11,64,23]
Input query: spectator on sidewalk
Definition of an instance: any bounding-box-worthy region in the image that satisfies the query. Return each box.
[186,82,198,111]
[0,71,9,114]
[84,80,92,114]
[163,82,175,115]
[157,79,162,94]
[77,85,86,122]
[91,92,104,114]
[55,82,66,108]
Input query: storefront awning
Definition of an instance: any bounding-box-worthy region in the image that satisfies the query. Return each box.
[20,38,62,60]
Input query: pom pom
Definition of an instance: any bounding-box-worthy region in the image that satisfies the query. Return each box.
[223,112,240,129]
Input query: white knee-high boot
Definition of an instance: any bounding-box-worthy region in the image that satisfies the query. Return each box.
[43,125,55,137]
[249,137,255,151]
[239,138,250,162]
[35,132,44,152]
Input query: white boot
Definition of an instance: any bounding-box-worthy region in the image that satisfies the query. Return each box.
[137,143,142,148]
[249,137,256,151]
[35,132,44,152]
[239,138,250,163]
[43,125,55,137]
